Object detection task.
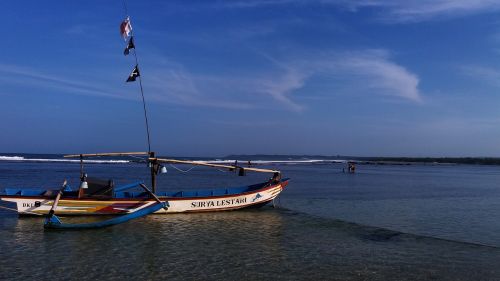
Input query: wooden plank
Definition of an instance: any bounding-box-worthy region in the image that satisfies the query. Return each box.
[241,166,281,173]
[64,152,149,158]
[152,157,280,174]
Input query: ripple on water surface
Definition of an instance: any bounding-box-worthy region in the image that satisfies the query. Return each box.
[1,208,499,281]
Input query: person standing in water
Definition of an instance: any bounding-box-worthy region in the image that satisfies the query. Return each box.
[347,162,356,173]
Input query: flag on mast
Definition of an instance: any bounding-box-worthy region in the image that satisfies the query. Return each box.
[126,65,140,82]
[124,36,135,55]
[120,16,132,40]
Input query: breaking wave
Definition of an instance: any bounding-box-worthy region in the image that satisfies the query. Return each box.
[0,156,346,166]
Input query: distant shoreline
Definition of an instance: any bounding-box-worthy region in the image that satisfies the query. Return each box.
[1,153,500,166]
[225,155,500,166]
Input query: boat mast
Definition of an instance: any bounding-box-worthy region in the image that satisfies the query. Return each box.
[122,1,151,154]
[122,1,157,192]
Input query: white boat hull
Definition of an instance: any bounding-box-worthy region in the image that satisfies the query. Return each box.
[1,181,286,216]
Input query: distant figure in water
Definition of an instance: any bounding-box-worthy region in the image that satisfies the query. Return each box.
[347,162,356,173]
[247,160,252,166]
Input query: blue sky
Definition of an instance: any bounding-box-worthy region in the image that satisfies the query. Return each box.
[1,0,500,157]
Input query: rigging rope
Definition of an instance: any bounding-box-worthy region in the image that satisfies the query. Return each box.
[169,164,196,173]
[128,154,148,161]
[122,0,152,153]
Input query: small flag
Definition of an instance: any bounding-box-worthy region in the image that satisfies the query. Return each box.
[120,16,132,40]
[124,36,135,55]
[126,65,140,82]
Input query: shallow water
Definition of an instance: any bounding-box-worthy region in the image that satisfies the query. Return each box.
[281,164,500,247]
[1,160,500,280]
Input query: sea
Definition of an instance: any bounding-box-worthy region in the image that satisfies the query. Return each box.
[1,154,500,280]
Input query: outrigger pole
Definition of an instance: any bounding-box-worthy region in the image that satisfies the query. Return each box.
[44,182,169,229]
[65,153,280,175]
[64,152,280,178]
[152,157,281,176]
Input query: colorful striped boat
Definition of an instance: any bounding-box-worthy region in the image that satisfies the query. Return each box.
[0,176,288,216]
[0,10,290,228]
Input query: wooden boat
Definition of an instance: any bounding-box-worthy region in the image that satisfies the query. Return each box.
[0,170,287,216]
[0,152,288,230]
[0,152,288,216]
[0,10,289,228]
[0,179,287,216]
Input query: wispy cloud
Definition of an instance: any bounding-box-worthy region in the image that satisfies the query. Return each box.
[0,48,422,112]
[259,49,422,104]
[460,65,500,87]
[65,24,89,35]
[0,62,256,110]
[260,68,308,112]
[144,49,422,112]
[210,119,281,127]
[221,0,302,9]
[0,63,124,100]
[145,63,256,110]
[223,0,500,23]
[146,64,306,111]
[340,0,500,22]
[328,50,422,102]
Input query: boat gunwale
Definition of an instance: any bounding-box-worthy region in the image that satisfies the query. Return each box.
[0,179,288,202]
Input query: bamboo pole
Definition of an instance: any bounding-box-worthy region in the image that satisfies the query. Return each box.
[152,158,280,174]
[139,183,168,210]
[47,180,67,218]
[64,152,149,158]
[64,153,280,174]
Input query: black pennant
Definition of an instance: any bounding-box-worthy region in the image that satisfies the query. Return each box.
[124,36,135,56]
[126,65,140,82]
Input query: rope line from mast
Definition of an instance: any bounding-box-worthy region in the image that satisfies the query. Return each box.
[122,0,152,153]
[168,164,196,173]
